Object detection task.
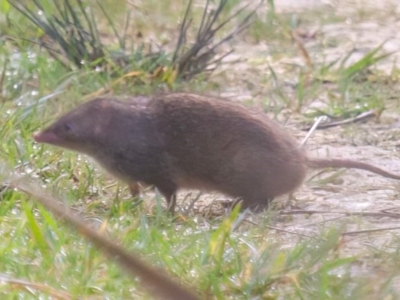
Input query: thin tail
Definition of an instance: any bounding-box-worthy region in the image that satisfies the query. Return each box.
[306,158,400,180]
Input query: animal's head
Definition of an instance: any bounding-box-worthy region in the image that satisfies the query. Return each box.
[34,98,112,154]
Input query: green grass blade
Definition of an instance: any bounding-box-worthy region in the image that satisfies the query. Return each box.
[22,200,49,256]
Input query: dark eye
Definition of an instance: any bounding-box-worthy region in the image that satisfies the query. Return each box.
[64,123,73,131]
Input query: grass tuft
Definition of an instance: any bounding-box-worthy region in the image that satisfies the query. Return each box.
[8,0,261,84]
[1,0,400,299]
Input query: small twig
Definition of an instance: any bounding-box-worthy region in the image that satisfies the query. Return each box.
[246,217,400,237]
[380,208,400,218]
[280,209,400,219]
[342,226,400,236]
[291,29,313,69]
[266,225,316,238]
[301,116,326,146]
[301,110,377,131]
[183,192,203,215]
[0,275,72,300]
[295,216,345,228]
[243,218,317,238]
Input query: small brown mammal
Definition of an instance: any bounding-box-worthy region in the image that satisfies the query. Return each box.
[34,93,400,212]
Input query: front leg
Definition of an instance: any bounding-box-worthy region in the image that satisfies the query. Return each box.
[129,181,140,197]
[155,182,178,215]
[167,194,177,214]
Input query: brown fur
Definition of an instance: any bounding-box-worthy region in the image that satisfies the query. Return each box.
[34,93,400,212]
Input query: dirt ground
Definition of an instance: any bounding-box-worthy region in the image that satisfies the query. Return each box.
[156,0,400,285]
[128,0,400,289]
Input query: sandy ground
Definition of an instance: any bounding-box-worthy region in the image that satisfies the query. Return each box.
[155,0,400,286]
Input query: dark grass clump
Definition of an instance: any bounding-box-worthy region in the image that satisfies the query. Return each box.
[8,0,261,83]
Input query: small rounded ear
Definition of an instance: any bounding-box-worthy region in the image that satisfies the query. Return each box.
[92,107,114,136]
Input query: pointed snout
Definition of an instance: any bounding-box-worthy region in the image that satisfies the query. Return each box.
[33,130,59,144]
[33,131,44,142]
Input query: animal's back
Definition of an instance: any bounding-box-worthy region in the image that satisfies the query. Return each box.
[149,93,307,209]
